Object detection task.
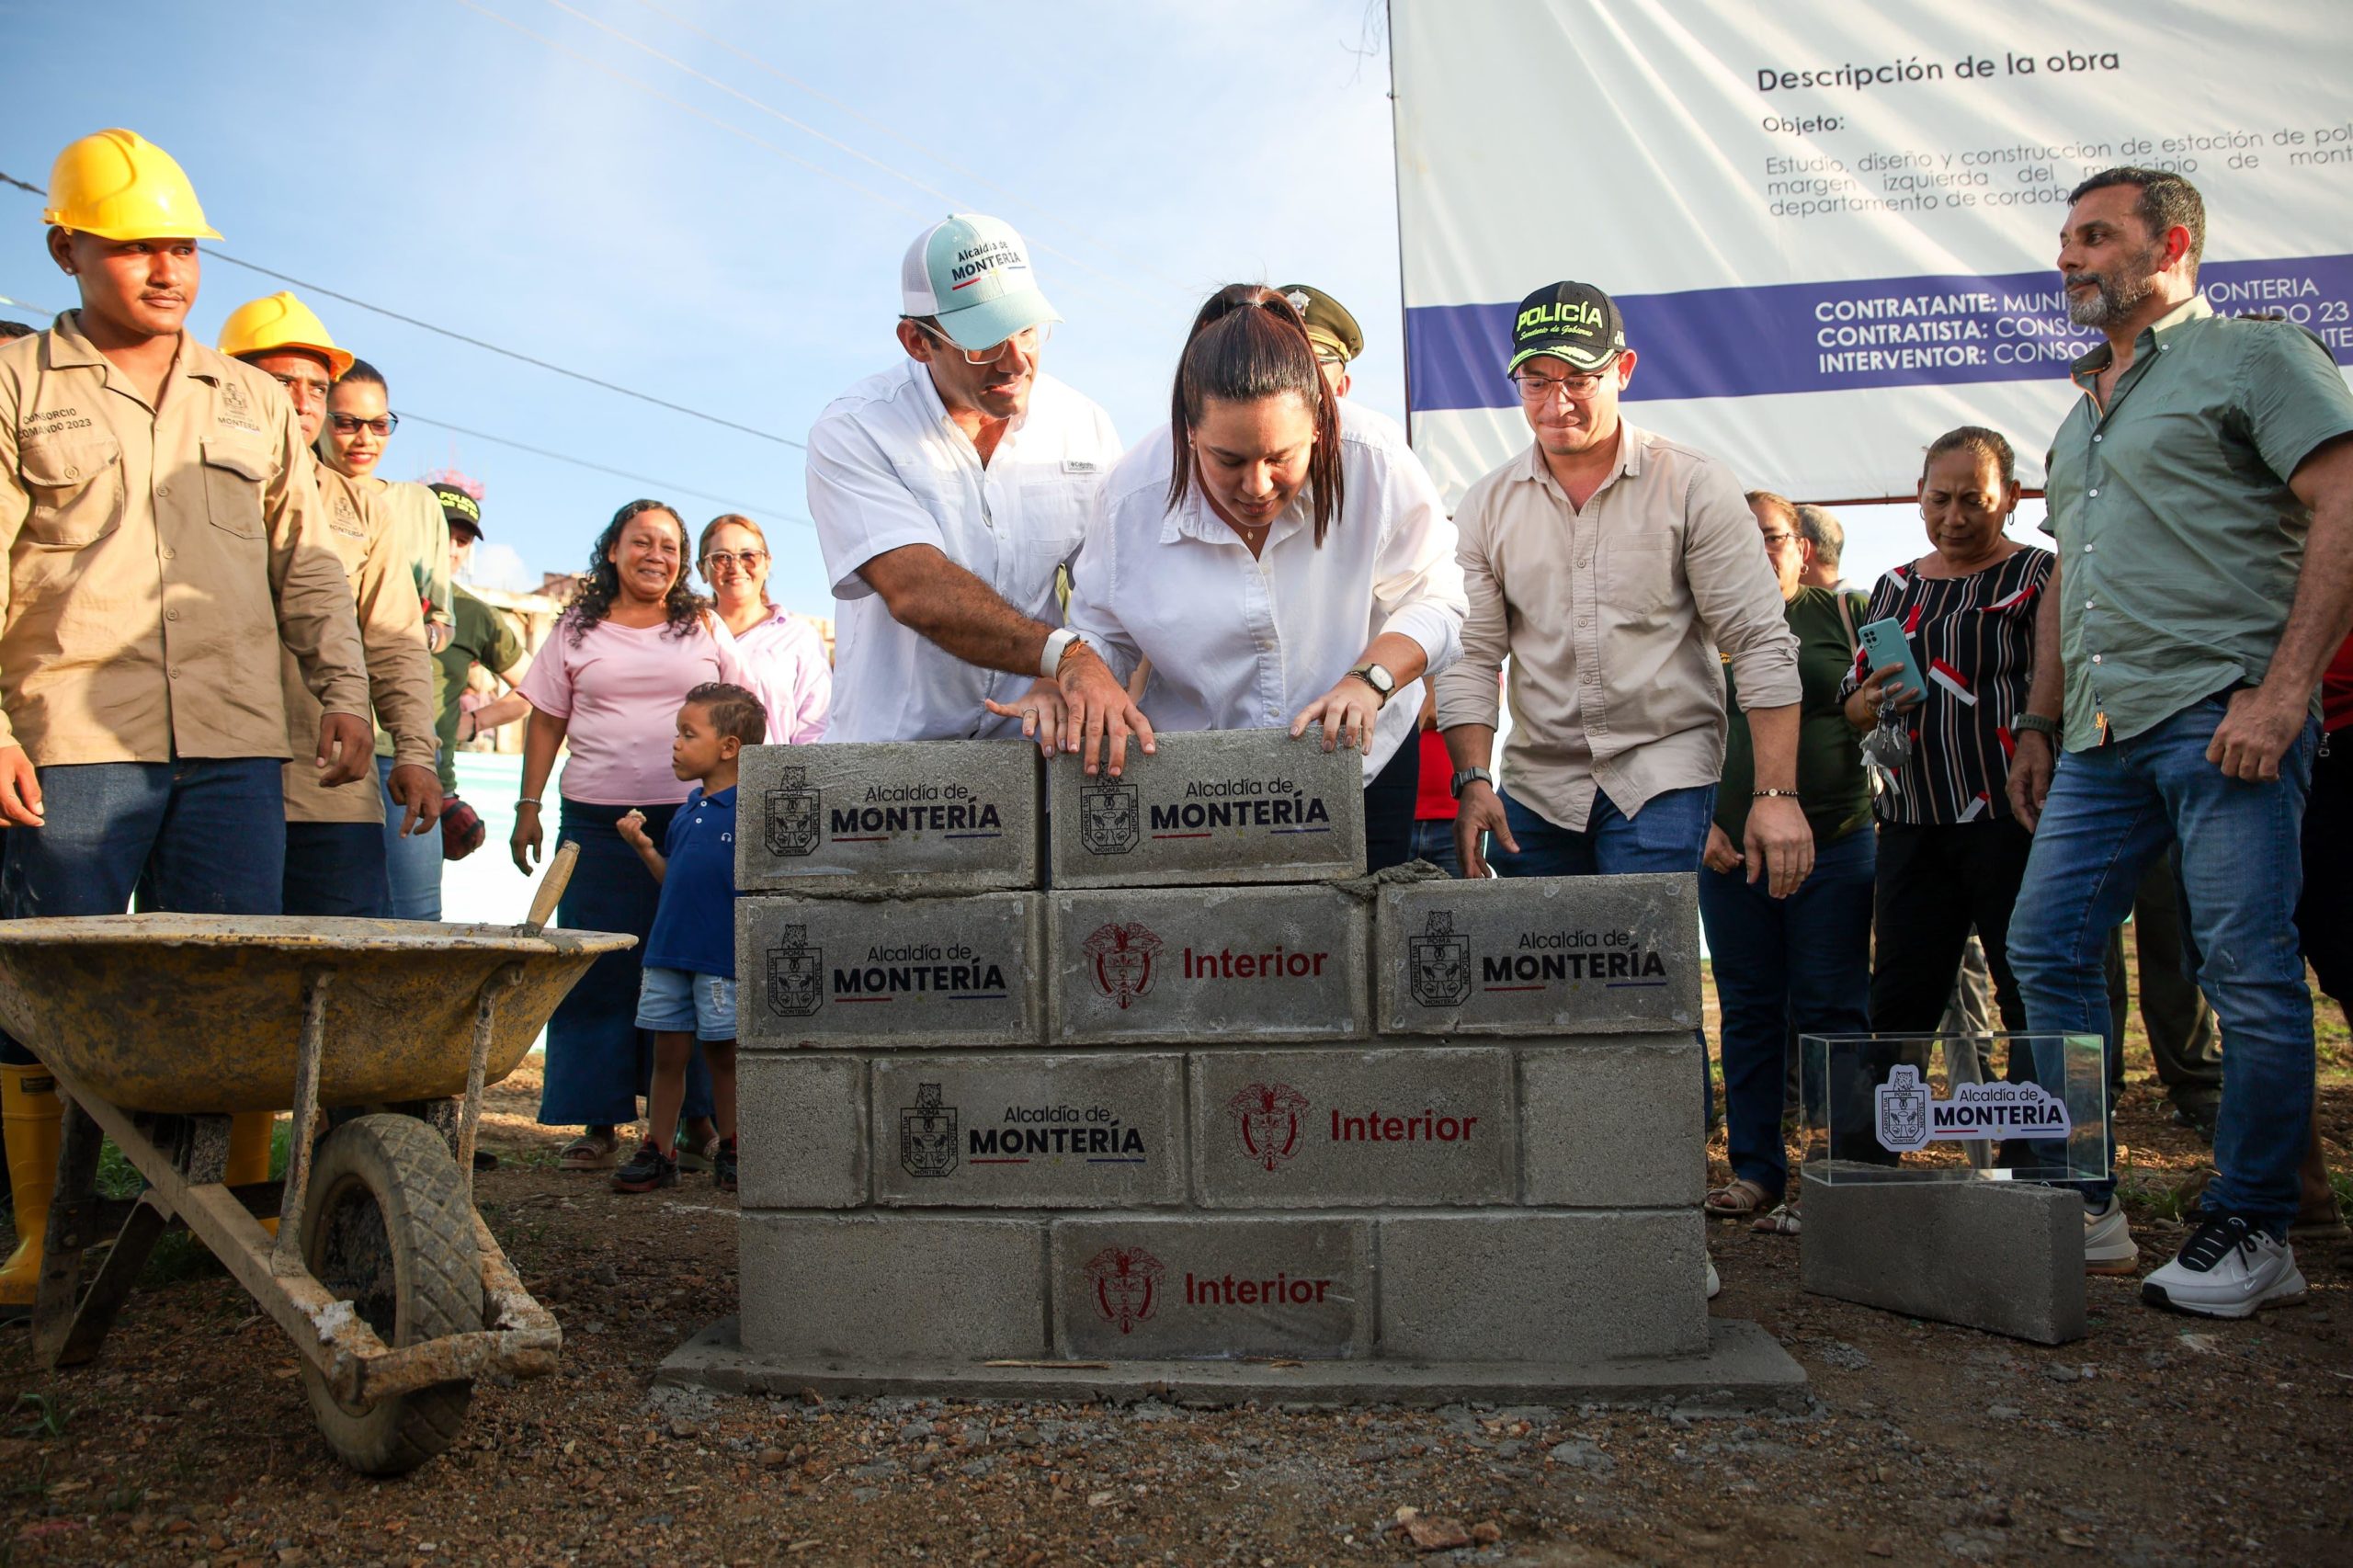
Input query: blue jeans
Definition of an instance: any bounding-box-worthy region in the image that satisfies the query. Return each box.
[284,821,390,918]
[1409,818,1461,877]
[2009,693,2320,1228]
[1491,784,1716,878]
[378,756,442,920]
[2,757,284,1064]
[1699,824,1875,1199]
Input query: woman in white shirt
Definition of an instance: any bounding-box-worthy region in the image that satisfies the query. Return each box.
[995,285,1465,869]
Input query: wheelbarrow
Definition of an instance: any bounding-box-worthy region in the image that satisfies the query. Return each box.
[0,844,631,1475]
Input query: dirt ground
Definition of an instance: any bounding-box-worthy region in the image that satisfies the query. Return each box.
[2,945,2349,1568]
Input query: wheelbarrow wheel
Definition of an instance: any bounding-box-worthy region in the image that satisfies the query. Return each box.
[299,1113,482,1475]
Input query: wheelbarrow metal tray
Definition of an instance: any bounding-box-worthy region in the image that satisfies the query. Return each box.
[0,915,633,1113]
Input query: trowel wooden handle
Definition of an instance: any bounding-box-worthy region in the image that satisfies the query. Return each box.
[523,840,580,936]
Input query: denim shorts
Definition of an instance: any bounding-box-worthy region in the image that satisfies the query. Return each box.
[635,966,738,1041]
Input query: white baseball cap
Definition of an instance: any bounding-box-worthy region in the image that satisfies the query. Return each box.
[901,212,1061,352]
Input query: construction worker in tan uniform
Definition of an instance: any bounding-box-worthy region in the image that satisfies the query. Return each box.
[214,290,444,1202]
[0,131,372,1310]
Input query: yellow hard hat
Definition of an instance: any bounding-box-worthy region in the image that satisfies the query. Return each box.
[40,129,222,243]
[217,292,354,380]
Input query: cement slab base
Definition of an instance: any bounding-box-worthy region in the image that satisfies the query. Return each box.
[657,1317,1807,1412]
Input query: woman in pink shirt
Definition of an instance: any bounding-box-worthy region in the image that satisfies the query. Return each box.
[697,513,831,744]
[512,500,753,1169]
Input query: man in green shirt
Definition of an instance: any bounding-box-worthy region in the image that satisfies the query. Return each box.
[426,483,527,862]
[2006,167,2353,1319]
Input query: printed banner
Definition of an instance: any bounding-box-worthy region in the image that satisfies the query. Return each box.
[1391,0,2353,504]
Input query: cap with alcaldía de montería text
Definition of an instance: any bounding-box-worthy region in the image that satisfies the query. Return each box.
[901,213,1061,353]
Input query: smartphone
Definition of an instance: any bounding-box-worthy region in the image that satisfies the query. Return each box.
[1857,617,1928,707]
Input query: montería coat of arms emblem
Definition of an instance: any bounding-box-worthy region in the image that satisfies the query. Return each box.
[765,924,823,1017]
[1875,1063,1931,1153]
[900,1083,958,1177]
[1083,1244,1164,1334]
[1082,921,1162,1009]
[1407,910,1472,1006]
[1078,779,1140,855]
[1226,1082,1309,1172]
[765,766,821,858]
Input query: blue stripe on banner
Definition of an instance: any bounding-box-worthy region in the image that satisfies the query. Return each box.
[1406,256,2353,412]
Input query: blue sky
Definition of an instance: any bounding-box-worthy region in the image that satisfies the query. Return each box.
[7,0,1968,603]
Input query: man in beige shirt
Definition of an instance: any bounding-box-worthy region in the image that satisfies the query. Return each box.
[1437,281,1813,896]
[216,291,441,916]
[0,130,371,1309]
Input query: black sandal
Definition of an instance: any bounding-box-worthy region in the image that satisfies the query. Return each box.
[611,1137,677,1193]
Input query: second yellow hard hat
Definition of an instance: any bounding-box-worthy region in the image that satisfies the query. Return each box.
[217,292,354,380]
[41,129,222,244]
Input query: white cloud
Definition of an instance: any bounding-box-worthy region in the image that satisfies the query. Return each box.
[462,542,538,594]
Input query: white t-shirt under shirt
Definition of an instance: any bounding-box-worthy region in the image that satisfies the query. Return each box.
[805,358,1120,744]
[1063,402,1467,780]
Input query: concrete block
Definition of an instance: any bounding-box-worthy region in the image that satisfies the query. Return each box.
[870,1054,1185,1209]
[1375,874,1700,1036]
[736,1054,866,1209]
[1051,1216,1372,1359]
[1378,1211,1709,1360]
[1520,1038,1707,1209]
[1799,1168,2086,1344]
[740,1214,1048,1361]
[1045,727,1364,889]
[1188,1049,1514,1208]
[737,892,1043,1050]
[737,739,1040,894]
[1046,886,1370,1044]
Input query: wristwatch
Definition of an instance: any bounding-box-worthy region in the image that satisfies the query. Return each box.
[1040,628,1080,678]
[1347,663,1396,706]
[2015,712,2063,744]
[1449,766,1495,800]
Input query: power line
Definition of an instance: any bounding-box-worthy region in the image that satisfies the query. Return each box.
[0,172,808,452]
[447,0,926,222]
[625,0,1201,299]
[396,409,811,527]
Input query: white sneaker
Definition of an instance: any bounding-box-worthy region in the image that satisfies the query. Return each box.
[1704,1256,1721,1300]
[2142,1214,2307,1319]
[2084,1197,2138,1275]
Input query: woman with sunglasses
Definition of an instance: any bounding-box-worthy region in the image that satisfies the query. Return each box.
[512,499,758,1174]
[317,358,458,916]
[998,285,1465,868]
[698,514,831,744]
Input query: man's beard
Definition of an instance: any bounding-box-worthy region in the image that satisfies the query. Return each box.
[2064,243,2165,327]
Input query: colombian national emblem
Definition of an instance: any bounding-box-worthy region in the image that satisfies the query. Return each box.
[1082,921,1162,1009]
[1083,1244,1164,1334]
[1875,1063,1931,1153]
[1226,1082,1309,1171]
[1078,779,1140,855]
[1407,910,1472,1006]
[765,924,823,1017]
[765,766,821,857]
[900,1083,958,1177]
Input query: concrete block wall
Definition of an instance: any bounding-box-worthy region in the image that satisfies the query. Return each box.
[734,733,1711,1371]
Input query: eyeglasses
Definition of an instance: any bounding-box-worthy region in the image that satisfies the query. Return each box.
[701,550,768,571]
[914,319,1051,366]
[1758,531,1798,547]
[1315,351,1347,369]
[328,412,399,437]
[1509,358,1619,403]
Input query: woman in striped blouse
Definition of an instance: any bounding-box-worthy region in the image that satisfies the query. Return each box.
[1841,426,2053,1043]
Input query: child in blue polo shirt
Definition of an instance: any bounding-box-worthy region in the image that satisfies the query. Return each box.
[612,681,763,1194]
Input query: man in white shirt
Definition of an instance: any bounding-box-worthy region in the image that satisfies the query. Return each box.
[807,214,1148,769]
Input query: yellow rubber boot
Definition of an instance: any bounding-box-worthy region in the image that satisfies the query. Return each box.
[224,1111,278,1235]
[0,1064,62,1312]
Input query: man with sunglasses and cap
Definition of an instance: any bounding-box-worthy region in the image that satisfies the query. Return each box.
[807,213,1148,770]
[1437,281,1808,894]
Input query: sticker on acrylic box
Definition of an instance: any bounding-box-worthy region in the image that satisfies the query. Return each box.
[1872,1064,2073,1154]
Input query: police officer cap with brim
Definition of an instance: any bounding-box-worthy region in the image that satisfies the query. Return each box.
[430,483,484,540]
[1278,283,1364,365]
[1507,281,1626,374]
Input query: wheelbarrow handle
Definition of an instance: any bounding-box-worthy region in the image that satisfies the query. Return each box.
[521,839,580,937]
